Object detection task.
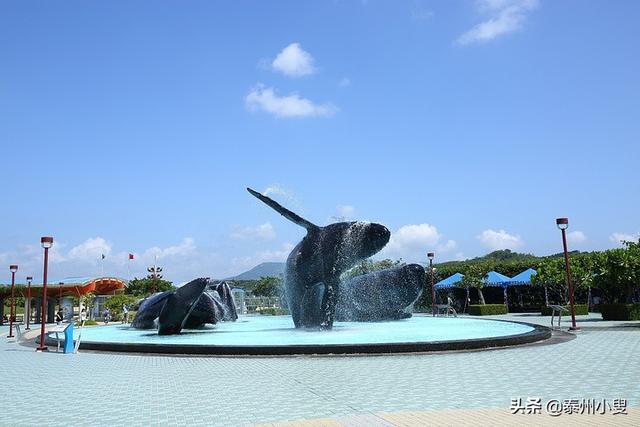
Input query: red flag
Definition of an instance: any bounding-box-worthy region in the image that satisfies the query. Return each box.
[129,254,134,260]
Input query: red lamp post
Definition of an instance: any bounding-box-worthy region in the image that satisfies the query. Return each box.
[7,265,18,338]
[428,252,435,316]
[25,276,33,330]
[556,218,580,331]
[37,236,53,352]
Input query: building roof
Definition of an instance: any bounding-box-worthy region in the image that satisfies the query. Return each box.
[0,276,127,297]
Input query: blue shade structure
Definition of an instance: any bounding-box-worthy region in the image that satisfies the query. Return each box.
[484,271,512,307]
[508,268,538,286]
[434,273,464,290]
[484,271,513,287]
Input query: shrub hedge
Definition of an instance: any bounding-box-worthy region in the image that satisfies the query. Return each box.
[75,319,98,326]
[599,303,640,321]
[540,304,588,316]
[468,304,508,315]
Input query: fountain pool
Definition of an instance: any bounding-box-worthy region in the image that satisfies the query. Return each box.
[50,315,551,355]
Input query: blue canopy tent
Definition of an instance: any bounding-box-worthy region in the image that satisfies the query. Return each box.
[484,271,512,287]
[484,271,512,306]
[434,273,464,290]
[508,268,545,305]
[508,268,537,286]
[434,273,470,312]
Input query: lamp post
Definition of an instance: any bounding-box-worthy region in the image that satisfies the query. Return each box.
[7,265,18,338]
[25,276,33,330]
[428,252,435,317]
[37,236,53,352]
[147,259,163,294]
[556,218,579,331]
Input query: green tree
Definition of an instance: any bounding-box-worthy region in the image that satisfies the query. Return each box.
[532,257,566,303]
[104,294,138,320]
[460,263,493,305]
[593,240,640,303]
[252,276,282,297]
[126,277,174,297]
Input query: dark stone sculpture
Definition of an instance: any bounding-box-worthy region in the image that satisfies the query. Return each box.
[248,188,391,330]
[181,282,239,329]
[157,278,209,335]
[131,279,238,334]
[131,290,174,329]
[336,264,425,321]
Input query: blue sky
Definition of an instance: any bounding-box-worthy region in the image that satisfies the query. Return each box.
[1,0,639,283]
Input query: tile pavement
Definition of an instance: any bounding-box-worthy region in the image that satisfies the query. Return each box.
[0,314,638,426]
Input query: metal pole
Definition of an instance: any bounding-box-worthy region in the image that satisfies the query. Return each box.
[430,258,435,317]
[7,269,16,338]
[37,247,49,351]
[25,277,32,330]
[561,228,579,331]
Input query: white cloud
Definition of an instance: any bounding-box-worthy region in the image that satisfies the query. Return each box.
[67,237,112,262]
[438,239,457,253]
[411,2,434,22]
[567,231,587,244]
[272,43,316,77]
[457,0,539,45]
[334,205,356,220]
[144,237,196,260]
[454,252,467,261]
[380,224,456,262]
[609,232,639,245]
[230,242,294,273]
[231,223,276,240]
[246,84,337,118]
[338,77,351,88]
[477,229,523,250]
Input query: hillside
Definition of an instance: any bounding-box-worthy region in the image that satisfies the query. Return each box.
[436,249,581,269]
[227,262,285,281]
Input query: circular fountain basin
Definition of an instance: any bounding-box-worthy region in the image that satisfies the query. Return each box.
[53,315,551,355]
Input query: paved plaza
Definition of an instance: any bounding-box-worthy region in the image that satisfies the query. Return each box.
[1,314,639,426]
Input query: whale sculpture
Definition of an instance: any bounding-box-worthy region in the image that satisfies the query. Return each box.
[336,264,425,321]
[247,187,390,330]
[131,279,238,334]
[182,282,239,329]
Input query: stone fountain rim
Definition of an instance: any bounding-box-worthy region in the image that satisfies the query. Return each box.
[44,318,553,356]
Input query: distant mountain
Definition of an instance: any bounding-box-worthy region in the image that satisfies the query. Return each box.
[227,262,285,281]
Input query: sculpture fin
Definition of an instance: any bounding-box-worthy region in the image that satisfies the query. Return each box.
[247,187,318,231]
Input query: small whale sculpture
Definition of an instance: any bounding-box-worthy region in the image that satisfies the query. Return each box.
[131,278,238,334]
[336,264,425,321]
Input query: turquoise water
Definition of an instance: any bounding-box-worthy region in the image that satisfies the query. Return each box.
[64,315,534,346]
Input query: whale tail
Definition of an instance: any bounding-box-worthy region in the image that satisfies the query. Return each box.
[247,187,318,231]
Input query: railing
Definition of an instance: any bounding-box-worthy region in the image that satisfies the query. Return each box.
[244,297,284,313]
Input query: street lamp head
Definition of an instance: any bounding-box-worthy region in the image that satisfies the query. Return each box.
[41,236,54,249]
[556,217,569,230]
[427,252,434,260]
[26,276,33,282]
[9,264,18,273]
